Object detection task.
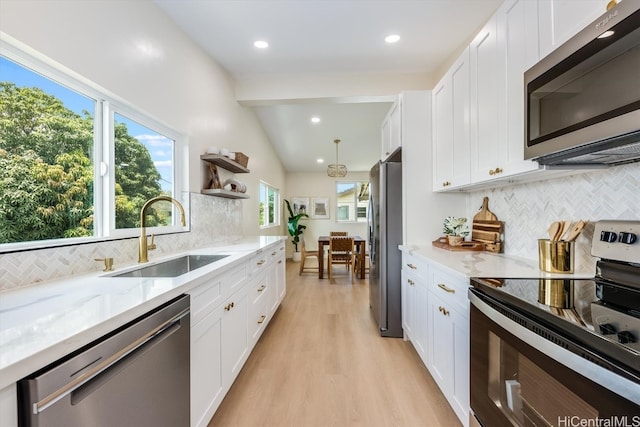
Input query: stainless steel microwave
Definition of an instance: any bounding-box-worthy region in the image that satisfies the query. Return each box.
[524,1,640,167]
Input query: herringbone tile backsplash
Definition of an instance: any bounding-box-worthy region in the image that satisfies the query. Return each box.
[0,193,243,292]
[468,163,640,273]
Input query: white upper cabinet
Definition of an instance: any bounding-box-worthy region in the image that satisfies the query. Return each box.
[497,0,542,177]
[469,15,504,183]
[538,0,608,59]
[381,100,401,160]
[432,48,471,191]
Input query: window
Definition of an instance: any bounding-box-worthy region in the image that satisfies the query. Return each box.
[259,181,280,228]
[0,41,185,251]
[336,181,369,223]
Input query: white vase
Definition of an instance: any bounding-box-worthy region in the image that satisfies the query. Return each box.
[292,252,301,262]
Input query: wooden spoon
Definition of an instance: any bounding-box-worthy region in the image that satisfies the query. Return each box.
[565,220,586,242]
[548,222,561,241]
[559,220,572,240]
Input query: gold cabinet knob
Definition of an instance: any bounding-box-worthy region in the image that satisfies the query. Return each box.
[489,167,504,176]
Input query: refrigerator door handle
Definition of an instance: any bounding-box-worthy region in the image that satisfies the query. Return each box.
[368,194,375,264]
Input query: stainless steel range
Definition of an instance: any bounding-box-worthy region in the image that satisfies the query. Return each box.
[469,220,640,427]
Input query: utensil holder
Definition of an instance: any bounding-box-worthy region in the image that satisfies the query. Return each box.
[538,239,574,273]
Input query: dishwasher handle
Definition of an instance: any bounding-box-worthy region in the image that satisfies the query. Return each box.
[33,307,189,415]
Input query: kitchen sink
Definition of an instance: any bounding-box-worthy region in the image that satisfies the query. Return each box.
[110,254,229,278]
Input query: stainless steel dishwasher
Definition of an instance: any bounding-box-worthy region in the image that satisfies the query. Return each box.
[18,294,190,427]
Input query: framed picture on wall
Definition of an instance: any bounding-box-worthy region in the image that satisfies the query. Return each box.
[291,197,310,216]
[311,197,330,219]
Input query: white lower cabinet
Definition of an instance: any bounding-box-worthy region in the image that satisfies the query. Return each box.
[427,290,469,426]
[401,257,429,364]
[0,384,17,427]
[427,267,470,427]
[189,242,285,427]
[402,249,470,427]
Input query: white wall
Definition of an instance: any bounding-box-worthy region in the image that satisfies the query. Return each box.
[0,0,286,291]
[0,0,285,237]
[285,172,369,257]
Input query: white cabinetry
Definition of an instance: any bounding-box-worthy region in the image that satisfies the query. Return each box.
[0,384,17,427]
[381,100,401,160]
[427,266,470,427]
[538,0,606,59]
[469,15,503,183]
[497,0,542,177]
[469,1,541,185]
[401,252,429,363]
[189,241,285,427]
[400,249,470,427]
[432,49,471,191]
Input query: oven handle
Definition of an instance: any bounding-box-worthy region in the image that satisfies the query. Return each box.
[469,289,640,406]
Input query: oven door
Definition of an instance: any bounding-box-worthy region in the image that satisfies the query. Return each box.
[469,290,640,427]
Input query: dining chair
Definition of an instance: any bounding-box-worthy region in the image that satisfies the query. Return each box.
[298,236,319,275]
[328,236,355,283]
[329,231,348,236]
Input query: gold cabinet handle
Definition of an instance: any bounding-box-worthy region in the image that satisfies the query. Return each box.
[406,263,417,270]
[442,181,451,187]
[280,247,284,251]
[437,283,455,293]
[224,302,235,311]
[272,251,277,256]
[438,306,450,316]
[489,167,503,176]
[408,279,415,286]
[258,284,266,292]
[278,260,282,264]
[257,315,267,324]
[257,259,266,266]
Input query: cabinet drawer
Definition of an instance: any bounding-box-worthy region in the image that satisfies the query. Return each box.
[249,250,270,276]
[402,251,428,282]
[223,263,248,297]
[249,272,269,306]
[431,268,469,313]
[190,277,223,322]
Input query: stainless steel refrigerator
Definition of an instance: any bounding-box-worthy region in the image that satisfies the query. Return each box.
[368,157,402,337]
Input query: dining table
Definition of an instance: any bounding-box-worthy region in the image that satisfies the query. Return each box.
[317,235,367,280]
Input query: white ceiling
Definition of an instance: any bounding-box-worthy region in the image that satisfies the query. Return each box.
[155,0,503,172]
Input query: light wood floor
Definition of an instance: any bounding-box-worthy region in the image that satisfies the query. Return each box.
[209,261,462,427]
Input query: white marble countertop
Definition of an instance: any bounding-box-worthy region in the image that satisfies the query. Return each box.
[399,245,594,279]
[0,235,286,390]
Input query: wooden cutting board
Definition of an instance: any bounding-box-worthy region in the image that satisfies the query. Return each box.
[432,238,485,251]
[473,197,498,222]
[472,220,504,243]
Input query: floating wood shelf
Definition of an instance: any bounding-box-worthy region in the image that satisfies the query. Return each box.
[200,154,250,173]
[200,189,249,199]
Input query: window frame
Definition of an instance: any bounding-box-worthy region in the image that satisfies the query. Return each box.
[335,180,369,223]
[259,181,280,229]
[0,36,188,253]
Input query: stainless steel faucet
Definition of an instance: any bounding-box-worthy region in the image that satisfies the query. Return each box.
[139,196,187,263]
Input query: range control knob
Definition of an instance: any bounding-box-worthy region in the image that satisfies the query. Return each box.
[599,323,617,335]
[617,331,636,344]
[618,232,637,245]
[600,231,617,243]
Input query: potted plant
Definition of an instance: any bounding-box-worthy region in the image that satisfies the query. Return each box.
[443,216,470,246]
[284,199,308,261]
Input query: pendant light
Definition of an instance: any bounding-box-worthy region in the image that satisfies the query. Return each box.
[327,139,347,177]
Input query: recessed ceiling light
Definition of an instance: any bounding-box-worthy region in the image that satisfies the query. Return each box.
[311,116,321,124]
[385,34,400,44]
[254,40,269,49]
[317,158,324,164]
